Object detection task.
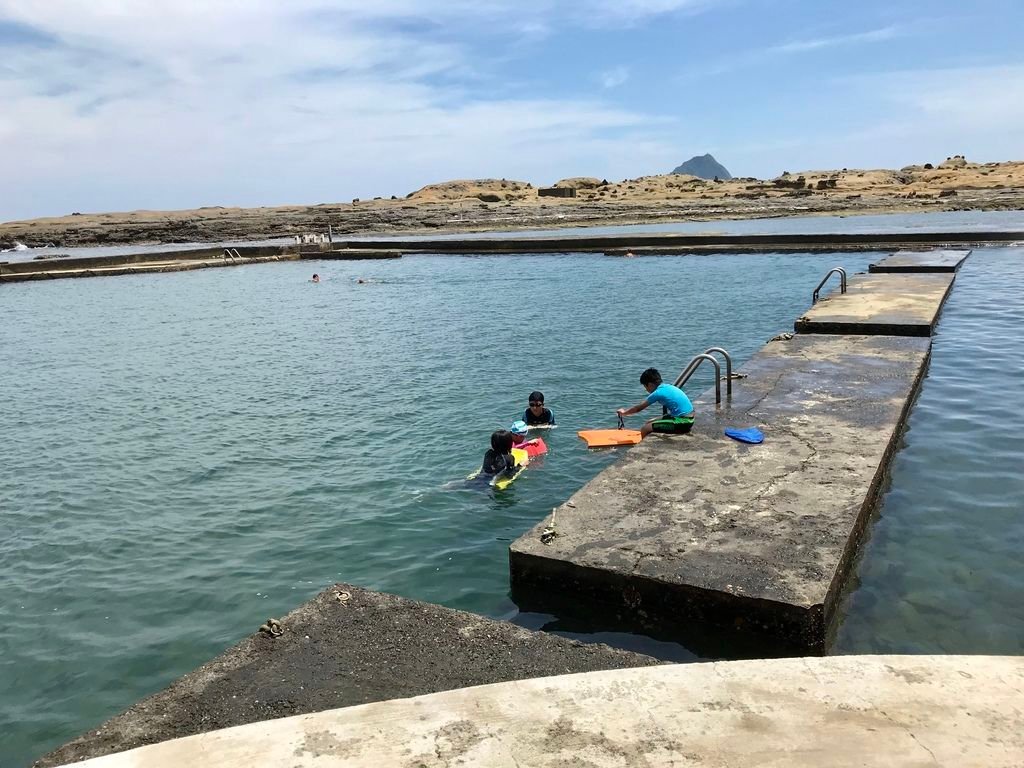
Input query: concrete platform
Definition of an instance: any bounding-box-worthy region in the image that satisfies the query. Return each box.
[794,272,955,336]
[0,255,300,283]
[510,334,932,655]
[302,249,401,260]
[344,230,1024,254]
[35,585,657,767]
[870,249,972,273]
[60,655,1024,768]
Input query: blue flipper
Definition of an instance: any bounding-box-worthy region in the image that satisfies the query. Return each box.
[724,427,764,444]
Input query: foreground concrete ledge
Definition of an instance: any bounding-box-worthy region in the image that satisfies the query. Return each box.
[62,655,1024,768]
[511,335,931,654]
[36,585,657,767]
[794,272,955,336]
[870,248,972,273]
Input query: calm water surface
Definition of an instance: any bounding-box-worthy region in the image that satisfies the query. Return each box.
[3,246,1023,765]
[836,247,1024,654]
[2,251,875,765]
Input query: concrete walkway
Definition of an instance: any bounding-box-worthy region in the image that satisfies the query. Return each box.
[794,272,955,336]
[0,255,300,283]
[870,249,971,273]
[512,334,931,654]
[60,655,1024,768]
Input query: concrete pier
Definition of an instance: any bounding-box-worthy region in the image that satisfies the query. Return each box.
[0,246,400,284]
[793,273,955,336]
[510,334,932,654]
[2,234,1010,285]
[870,248,972,272]
[55,656,1024,768]
[34,585,656,767]
[343,230,1023,254]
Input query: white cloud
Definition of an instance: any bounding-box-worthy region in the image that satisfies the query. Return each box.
[724,63,1024,177]
[768,25,900,54]
[863,63,1024,138]
[582,0,718,20]
[0,1,690,219]
[599,66,630,89]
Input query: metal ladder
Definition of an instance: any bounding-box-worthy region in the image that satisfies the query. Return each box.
[674,347,733,405]
[222,248,242,261]
[812,267,846,304]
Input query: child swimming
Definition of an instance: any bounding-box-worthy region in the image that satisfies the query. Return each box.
[480,430,517,476]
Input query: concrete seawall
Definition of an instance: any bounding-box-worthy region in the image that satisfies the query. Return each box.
[2,235,1017,286]
[344,231,1022,254]
[0,246,400,284]
[509,248,970,654]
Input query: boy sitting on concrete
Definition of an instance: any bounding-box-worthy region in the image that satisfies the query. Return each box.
[616,368,694,437]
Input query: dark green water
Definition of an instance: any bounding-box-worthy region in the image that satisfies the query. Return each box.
[3,247,1022,765]
[1,251,873,763]
[836,247,1024,654]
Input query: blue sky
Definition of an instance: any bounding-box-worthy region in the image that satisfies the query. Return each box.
[1,0,1022,221]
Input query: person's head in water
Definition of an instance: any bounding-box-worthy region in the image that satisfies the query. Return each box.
[490,429,514,454]
[640,367,663,394]
[509,420,529,444]
[528,391,545,415]
[311,273,320,283]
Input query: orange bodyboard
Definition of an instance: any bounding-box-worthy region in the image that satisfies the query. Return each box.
[577,428,643,448]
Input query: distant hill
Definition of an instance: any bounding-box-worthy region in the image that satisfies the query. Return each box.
[671,154,732,180]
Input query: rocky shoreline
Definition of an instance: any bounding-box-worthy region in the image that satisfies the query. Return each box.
[3,159,1022,249]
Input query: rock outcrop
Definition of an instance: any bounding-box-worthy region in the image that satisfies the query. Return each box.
[671,154,732,180]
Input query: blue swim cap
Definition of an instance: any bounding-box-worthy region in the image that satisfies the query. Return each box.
[510,420,528,436]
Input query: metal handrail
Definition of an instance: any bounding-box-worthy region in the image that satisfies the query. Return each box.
[674,353,721,405]
[812,267,847,304]
[222,248,241,260]
[703,347,733,397]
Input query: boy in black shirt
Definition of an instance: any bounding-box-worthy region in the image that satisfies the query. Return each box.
[523,390,555,426]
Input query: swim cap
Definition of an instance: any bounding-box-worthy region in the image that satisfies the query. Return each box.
[510,420,529,436]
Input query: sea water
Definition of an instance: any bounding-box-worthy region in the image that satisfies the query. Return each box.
[3,246,1023,764]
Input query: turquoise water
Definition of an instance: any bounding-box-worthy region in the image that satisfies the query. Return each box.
[2,251,877,765]
[836,247,1024,654]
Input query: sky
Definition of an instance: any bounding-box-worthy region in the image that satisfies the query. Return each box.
[1,0,1022,221]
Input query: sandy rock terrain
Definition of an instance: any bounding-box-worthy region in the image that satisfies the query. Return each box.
[2,158,1021,249]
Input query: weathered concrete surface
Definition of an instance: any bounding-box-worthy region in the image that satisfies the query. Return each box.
[304,249,401,260]
[870,249,972,273]
[346,231,1024,254]
[510,335,932,654]
[61,656,1024,768]
[0,246,402,284]
[35,585,657,767]
[794,272,956,336]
